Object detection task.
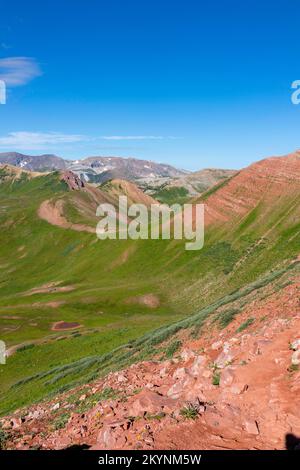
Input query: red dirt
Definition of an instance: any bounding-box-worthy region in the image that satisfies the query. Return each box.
[203,152,300,225]
[2,277,300,450]
[124,294,160,309]
[38,199,95,233]
[51,321,82,331]
[23,282,75,296]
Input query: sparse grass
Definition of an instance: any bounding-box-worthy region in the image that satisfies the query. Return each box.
[180,404,199,420]
[16,344,35,353]
[152,186,190,205]
[74,387,120,413]
[165,340,182,358]
[0,168,299,416]
[145,412,166,421]
[53,412,70,430]
[236,317,255,333]
[212,371,221,386]
[0,427,10,450]
[218,308,240,329]
[288,363,299,373]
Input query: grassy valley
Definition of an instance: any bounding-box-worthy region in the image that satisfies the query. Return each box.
[0,154,299,415]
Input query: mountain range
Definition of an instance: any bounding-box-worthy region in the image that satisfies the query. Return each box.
[0,152,236,201]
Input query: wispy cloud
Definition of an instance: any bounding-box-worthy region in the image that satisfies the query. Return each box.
[101,135,164,141]
[0,131,178,152]
[0,57,42,86]
[0,132,86,151]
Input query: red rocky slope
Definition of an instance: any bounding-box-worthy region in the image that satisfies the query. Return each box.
[2,272,300,450]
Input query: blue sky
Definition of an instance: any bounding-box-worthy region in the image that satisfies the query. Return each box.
[0,0,300,170]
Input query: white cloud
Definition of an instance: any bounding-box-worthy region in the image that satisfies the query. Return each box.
[0,57,42,86]
[0,132,87,150]
[0,132,176,152]
[101,135,164,141]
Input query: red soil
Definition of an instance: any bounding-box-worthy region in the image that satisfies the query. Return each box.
[2,277,300,450]
[51,321,82,331]
[203,152,300,225]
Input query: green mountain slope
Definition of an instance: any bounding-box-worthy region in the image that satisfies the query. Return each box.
[0,153,299,414]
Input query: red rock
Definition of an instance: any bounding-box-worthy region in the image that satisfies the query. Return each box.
[60,171,84,190]
[230,383,248,395]
[291,350,300,365]
[10,418,22,429]
[180,348,196,361]
[116,373,128,383]
[220,368,235,387]
[96,426,117,448]
[215,351,234,368]
[244,420,259,435]
[291,339,300,351]
[127,390,174,416]
[167,375,195,399]
[211,340,223,351]
[172,367,190,380]
[189,355,207,377]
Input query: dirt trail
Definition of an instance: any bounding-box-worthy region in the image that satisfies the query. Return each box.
[2,277,300,450]
[38,199,95,233]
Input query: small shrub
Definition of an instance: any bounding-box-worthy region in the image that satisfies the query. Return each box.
[212,371,221,386]
[146,412,166,421]
[180,404,199,420]
[0,428,9,450]
[53,412,70,430]
[288,363,299,373]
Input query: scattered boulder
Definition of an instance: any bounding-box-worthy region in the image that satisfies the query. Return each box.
[180,348,196,361]
[172,367,190,381]
[244,419,259,435]
[116,373,128,383]
[127,390,174,416]
[291,339,300,351]
[189,355,207,377]
[230,383,248,395]
[215,350,234,368]
[291,350,300,366]
[220,368,235,387]
[211,341,223,351]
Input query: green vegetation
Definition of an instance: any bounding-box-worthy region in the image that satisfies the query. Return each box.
[152,186,190,204]
[217,308,240,329]
[145,412,166,421]
[165,339,182,358]
[212,371,221,386]
[180,404,199,420]
[67,387,120,414]
[0,427,9,450]
[288,364,299,373]
[53,412,70,430]
[236,318,255,333]
[0,168,299,415]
